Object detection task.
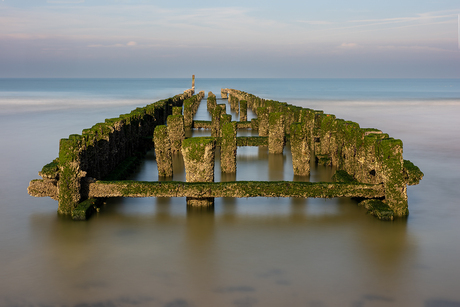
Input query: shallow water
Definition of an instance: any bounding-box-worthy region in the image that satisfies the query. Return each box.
[1,78,459,307]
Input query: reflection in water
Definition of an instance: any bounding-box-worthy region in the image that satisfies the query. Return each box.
[221,172,236,182]
[268,153,285,181]
[172,153,185,182]
[23,191,416,307]
[258,146,268,160]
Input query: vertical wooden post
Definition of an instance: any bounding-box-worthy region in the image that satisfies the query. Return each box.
[220,114,232,137]
[221,122,237,173]
[58,135,86,214]
[167,115,185,154]
[154,125,173,177]
[378,138,408,216]
[268,112,285,154]
[290,123,310,176]
[182,137,216,206]
[211,106,222,137]
[240,100,248,122]
[257,107,269,137]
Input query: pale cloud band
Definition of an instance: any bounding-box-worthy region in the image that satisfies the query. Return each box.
[46,0,85,3]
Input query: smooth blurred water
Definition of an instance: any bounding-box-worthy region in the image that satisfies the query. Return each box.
[1,78,459,307]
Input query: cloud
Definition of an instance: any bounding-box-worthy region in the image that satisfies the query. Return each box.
[87,41,139,48]
[347,10,459,29]
[297,20,333,25]
[340,43,358,48]
[47,0,85,3]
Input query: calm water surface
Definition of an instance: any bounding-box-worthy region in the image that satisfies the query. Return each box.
[0,78,459,307]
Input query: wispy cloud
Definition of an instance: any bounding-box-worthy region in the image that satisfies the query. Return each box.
[296,20,333,25]
[346,10,459,29]
[46,0,85,3]
[339,43,358,48]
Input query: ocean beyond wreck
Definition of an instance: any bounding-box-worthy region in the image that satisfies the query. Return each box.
[28,78,423,221]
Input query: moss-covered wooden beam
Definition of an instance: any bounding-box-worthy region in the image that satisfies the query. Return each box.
[236,136,268,146]
[88,181,385,199]
[191,120,252,130]
[192,120,213,129]
[403,159,424,185]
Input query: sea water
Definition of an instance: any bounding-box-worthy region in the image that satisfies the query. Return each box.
[0,78,460,307]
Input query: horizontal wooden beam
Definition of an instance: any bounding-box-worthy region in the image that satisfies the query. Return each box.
[88,180,384,199]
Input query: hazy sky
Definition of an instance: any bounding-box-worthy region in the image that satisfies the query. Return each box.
[1,0,459,78]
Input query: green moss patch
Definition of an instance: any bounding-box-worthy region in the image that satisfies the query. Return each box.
[182,137,216,162]
[72,198,101,221]
[332,170,357,183]
[39,158,59,179]
[403,159,424,185]
[358,199,394,221]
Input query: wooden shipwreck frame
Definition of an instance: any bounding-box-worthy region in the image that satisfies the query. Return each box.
[28,80,423,221]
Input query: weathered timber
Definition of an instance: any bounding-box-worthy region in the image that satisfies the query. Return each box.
[87,181,385,199]
[251,118,259,131]
[211,106,221,137]
[221,88,228,99]
[153,125,173,177]
[268,112,285,154]
[207,92,217,113]
[58,135,87,214]
[403,159,424,185]
[192,120,213,129]
[218,103,227,114]
[221,122,237,173]
[172,106,182,116]
[257,107,269,137]
[358,199,394,221]
[183,101,193,129]
[290,123,310,176]
[240,100,248,122]
[29,83,423,221]
[28,179,58,200]
[181,137,216,206]
[229,95,239,114]
[237,121,251,129]
[220,114,232,137]
[167,115,185,154]
[236,136,268,147]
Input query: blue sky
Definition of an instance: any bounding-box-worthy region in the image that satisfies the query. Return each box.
[1,0,459,78]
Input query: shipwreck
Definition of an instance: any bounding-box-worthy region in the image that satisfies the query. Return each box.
[28,77,423,220]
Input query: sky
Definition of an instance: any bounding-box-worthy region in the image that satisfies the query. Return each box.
[1,0,459,78]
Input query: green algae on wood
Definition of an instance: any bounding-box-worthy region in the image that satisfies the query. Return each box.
[88,180,385,199]
[403,159,424,185]
[154,125,173,178]
[211,106,222,137]
[181,137,216,206]
[39,158,59,179]
[257,107,269,137]
[240,100,248,122]
[58,135,86,214]
[221,122,237,173]
[181,137,216,182]
[268,112,285,154]
[290,123,310,176]
[236,136,268,147]
[167,115,185,154]
[358,199,394,221]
